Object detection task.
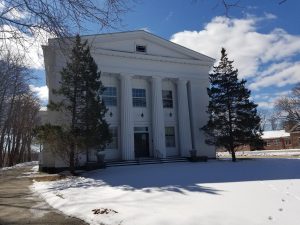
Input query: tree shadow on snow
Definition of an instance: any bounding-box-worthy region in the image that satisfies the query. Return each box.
[69,158,300,195]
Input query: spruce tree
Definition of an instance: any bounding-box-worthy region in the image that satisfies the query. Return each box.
[202,48,262,161]
[48,35,111,172]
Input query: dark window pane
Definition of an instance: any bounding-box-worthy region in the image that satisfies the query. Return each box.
[165,127,175,147]
[136,45,146,52]
[162,90,173,108]
[132,88,146,107]
[102,87,117,106]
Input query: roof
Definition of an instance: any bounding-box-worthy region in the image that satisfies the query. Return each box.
[262,130,290,139]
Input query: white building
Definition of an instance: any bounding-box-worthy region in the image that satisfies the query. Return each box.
[40,30,215,170]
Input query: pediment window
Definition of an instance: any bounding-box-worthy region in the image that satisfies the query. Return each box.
[136,45,147,53]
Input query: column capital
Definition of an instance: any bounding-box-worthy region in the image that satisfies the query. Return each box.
[119,73,132,80]
[176,78,188,85]
[151,76,163,81]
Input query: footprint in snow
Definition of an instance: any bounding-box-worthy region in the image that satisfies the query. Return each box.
[281,199,285,202]
[278,208,283,212]
[268,216,273,220]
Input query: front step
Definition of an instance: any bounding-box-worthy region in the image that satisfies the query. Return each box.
[106,157,188,167]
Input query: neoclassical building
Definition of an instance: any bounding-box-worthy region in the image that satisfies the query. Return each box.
[40,30,215,169]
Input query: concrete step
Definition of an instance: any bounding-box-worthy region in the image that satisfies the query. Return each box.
[106,157,188,167]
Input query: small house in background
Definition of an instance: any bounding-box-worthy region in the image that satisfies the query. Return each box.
[262,130,291,150]
[218,128,300,152]
[287,124,300,148]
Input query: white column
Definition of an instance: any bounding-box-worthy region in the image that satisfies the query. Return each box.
[151,76,166,158]
[120,74,134,160]
[177,79,193,157]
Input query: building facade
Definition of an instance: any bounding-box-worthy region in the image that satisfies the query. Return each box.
[40,31,216,169]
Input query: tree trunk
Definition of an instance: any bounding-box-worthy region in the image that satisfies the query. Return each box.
[69,143,75,174]
[231,148,236,162]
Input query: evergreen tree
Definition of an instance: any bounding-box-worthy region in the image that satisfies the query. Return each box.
[48,35,111,172]
[202,48,262,161]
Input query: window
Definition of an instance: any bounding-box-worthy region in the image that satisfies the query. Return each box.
[132,88,146,107]
[136,45,146,53]
[165,127,176,147]
[266,140,271,146]
[102,87,117,106]
[285,139,291,145]
[162,90,173,108]
[274,139,279,146]
[106,127,118,149]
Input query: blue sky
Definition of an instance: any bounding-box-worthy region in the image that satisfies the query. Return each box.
[30,0,300,111]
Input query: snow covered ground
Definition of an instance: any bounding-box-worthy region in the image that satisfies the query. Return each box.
[218,149,300,158]
[32,159,300,225]
[0,161,38,171]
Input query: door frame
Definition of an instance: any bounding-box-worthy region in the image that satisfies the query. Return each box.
[134,126,150,158]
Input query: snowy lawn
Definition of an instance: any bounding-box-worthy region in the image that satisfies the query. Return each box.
[218,149,300,158]
[0,161,38,171]
[32,159,300,225]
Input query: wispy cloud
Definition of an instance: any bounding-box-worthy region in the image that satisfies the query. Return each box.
[254,90,291,109]
[164,11,174,22]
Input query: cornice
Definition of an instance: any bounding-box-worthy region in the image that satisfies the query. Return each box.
[90,48,212,66]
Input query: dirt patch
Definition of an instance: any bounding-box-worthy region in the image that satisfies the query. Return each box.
[33,174,67,182]
[0,165,87,225]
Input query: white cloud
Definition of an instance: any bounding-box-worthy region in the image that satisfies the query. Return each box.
[0,1,48,69]
[0,25,52,69]
[170,15,300,90]
[0,1,28,20]
[253,90,291,109]
[29,85,48,103]
[40,106,47,111]
[256,101,274,109]
[250,62,300,90]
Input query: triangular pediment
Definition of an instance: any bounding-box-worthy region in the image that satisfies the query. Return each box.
[80,30,214,62]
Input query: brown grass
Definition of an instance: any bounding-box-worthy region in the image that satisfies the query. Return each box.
[33,174,67,182]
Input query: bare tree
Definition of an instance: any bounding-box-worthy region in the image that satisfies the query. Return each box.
[276,83,300,128]
[194,0,288,15]
[0,52,40,167]
[257,109,268,131]
[0,0,132,53]
[268,112,281,130]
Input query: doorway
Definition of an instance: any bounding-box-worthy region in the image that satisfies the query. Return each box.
[134,127,150,158]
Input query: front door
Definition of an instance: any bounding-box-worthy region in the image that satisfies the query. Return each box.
[134,132,150,158]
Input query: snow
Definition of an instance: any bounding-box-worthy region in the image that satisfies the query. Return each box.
[218,149,300,158]
[262,130,290,139]
[32,159,300,225]
[0,161,38,171]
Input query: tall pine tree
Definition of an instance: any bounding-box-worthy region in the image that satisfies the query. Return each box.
[202,48,262,161]
[48,35,111,172]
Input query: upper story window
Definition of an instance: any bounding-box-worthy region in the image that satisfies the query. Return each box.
[136,45,147,53]
[102,87,117,106]
[162,90,173,108]
[132,88,146,107]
